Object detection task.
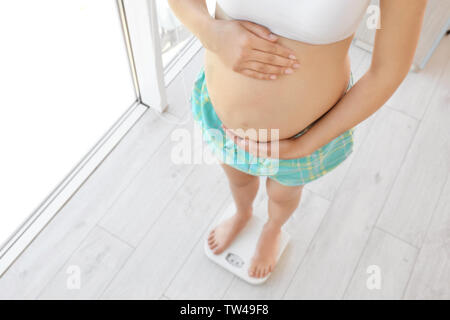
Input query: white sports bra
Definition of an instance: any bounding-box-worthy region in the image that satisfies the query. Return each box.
[215,0,371,45]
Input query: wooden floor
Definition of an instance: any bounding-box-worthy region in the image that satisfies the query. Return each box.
[0,39,449,300]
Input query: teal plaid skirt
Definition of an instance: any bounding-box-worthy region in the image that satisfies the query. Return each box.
[191,66,355,186]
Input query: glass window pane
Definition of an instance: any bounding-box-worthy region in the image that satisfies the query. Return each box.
[0,0,135,246]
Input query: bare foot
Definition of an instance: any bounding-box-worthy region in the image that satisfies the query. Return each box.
[248,222,281,278]
[207,211,252,254]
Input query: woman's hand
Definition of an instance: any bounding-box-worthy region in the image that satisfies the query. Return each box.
[223,125,311,160]
[205,19,300,80]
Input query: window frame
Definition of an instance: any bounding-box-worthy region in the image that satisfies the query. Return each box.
[0,0,204,276]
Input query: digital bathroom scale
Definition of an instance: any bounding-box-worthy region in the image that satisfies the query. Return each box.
[204,203,290,285]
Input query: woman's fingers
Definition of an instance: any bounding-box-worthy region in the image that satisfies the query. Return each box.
[238,20,278,42]
[223,125,273,158]
[252,35,297,60]
[227,21,299,80]
[240,69,278,80]
[240,61,290,76]
[224,128,253,153]
[249,50,300,69]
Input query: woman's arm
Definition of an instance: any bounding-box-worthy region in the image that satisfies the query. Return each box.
[292,0,428,157]
[168,0,300,80]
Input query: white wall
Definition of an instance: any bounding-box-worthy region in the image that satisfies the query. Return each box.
[0,1,135,246]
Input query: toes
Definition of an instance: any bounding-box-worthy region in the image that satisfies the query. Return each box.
[255,267,262,278]
[260,267,266,278]
[207,230,216,246]
[214,244,226,255]
[249,268,256,278]
[248,264,273,278]
[208,237,217,247]
[248,265,257,278]
[259,267,265,278]
[207,231,225,255]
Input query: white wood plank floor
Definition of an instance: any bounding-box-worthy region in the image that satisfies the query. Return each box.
[0,39,449,300]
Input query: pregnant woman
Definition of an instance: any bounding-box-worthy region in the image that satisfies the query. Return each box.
[168,0,427,278]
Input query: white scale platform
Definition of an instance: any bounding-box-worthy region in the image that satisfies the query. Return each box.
[204,203,290,285]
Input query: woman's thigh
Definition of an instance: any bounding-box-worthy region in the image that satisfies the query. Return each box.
[266,177,303,203]
[220,163,259,187]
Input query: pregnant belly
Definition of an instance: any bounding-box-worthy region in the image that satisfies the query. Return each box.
[204,36,353,142]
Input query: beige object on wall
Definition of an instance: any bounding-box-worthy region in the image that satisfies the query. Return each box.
[354,0,450,71]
